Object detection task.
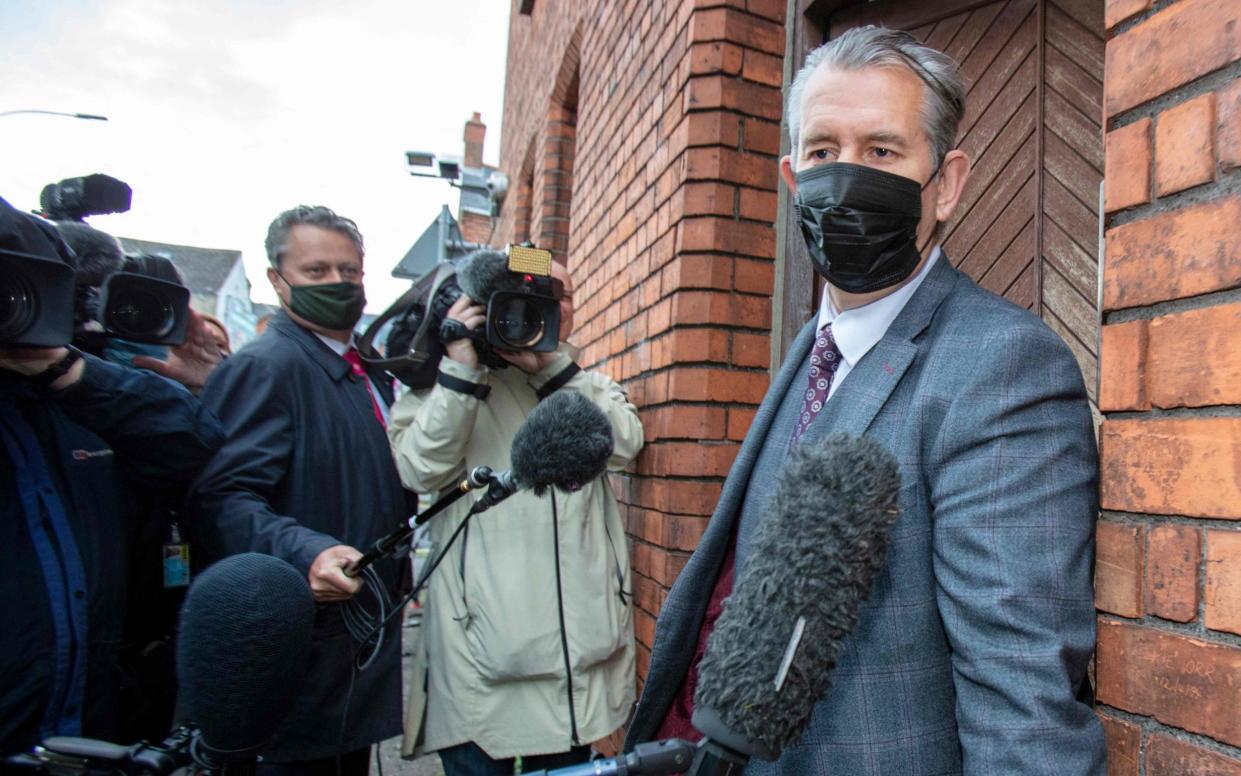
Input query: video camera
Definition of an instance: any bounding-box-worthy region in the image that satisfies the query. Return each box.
[0,245,77,347]
[95,254,192,346]
[472,244,563,353]
[358,244,564,387]
[1,175,190,349]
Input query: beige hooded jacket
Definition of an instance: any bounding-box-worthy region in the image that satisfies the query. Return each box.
[389,347,643,760]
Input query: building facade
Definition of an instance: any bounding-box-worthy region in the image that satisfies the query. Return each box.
[490,0,1241,769]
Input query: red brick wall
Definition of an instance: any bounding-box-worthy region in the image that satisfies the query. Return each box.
[495,0,783,691]
[1097,0,1241,770]
[460,211,492,245]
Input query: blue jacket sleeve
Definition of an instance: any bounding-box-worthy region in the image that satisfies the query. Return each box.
[186,353,338,576]
[930,325,1105,775]
[50,352,224,490]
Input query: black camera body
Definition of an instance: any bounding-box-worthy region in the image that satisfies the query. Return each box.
[360,246,564,389]
[97,255,191,346]
[478,244,562,353]
[0,174,186,349]
[0,248,77,348]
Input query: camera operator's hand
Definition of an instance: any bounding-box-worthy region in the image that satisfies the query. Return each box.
[498,349,560,374]
[130,309,223,395]
[308,544,365,602]
[443,294,486,369]
[0,346,85,390]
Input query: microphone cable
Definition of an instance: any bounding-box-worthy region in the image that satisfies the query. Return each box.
[342,562,395,671]
[347,499,486,670]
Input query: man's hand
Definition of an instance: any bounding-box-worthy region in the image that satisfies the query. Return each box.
[0,346,86,389]
[131,309,223,394]
[308,544,364,602]
[443,294,486,369]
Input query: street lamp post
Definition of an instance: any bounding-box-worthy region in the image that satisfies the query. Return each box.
[0,110,108,121]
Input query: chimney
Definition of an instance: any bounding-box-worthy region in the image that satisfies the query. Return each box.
[464,112,485,169]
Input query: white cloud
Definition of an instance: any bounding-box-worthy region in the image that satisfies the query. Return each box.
[0,0,510,312]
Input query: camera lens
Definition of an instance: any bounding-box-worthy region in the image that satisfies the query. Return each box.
[0,273,37,341]
[492,296,544,349]
[107,288,175,338]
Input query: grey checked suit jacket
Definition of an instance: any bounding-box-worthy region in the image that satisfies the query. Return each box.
[627,258,1107,775]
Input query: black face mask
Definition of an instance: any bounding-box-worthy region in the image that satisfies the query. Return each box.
[794,162,930,294]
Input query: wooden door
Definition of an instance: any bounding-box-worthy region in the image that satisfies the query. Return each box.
[776,0,1104,407]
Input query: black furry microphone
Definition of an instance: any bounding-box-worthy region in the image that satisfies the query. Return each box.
[53,220,124,286]
[510,389,614,496]
[177,553,315,763]
[691,433,901,761]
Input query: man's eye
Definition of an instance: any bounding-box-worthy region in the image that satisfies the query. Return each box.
[874,147,893,158]
[811,149,830,160]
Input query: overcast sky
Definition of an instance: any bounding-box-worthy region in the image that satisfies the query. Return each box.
[0,0,510,313]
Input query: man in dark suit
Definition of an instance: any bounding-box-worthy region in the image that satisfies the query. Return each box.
[189,205,407,775]
[628,26,1106,775]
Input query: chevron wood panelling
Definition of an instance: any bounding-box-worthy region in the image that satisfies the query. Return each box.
[1040,1,1104,407]
[825,0,1104,406]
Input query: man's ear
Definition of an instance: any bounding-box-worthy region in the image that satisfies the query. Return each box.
[933,149,970,223]
[780,155,798,196]
[267,266,286,301]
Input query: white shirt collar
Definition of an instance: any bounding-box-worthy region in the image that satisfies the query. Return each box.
[815,245,941,367]
[313,331,355,356]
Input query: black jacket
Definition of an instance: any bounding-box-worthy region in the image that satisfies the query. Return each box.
[187,311,409,762]
[0,355,224,755]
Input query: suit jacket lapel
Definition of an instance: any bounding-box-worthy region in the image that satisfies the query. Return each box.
[803,256,961,444]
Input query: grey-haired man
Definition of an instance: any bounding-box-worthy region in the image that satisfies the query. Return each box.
[628,26,1106,775]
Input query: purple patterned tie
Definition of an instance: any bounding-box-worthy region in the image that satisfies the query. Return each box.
[790,324,843,445]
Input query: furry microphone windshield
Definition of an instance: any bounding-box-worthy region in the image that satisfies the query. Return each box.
[53,220,125,286]
[510,389,613,496]
[692,433,901,760]
[177,553,315,761]
[456,248,519,302]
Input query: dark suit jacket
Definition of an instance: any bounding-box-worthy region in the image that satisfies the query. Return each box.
[628,258,1107,775]
[189,311,408,762]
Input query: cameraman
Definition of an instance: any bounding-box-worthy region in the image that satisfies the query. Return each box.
[52,220,226,742]
[387,254,644,775]
[0,197,224,756]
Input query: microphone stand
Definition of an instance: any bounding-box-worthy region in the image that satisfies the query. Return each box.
[528,737,746,776]
[347,466,516,577]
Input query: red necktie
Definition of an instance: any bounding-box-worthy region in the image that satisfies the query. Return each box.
[343,347,386,428]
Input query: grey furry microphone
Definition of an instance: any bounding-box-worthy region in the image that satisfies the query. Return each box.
[691,432,901,760]
[456,249,518,302]
[510,390,613,496]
